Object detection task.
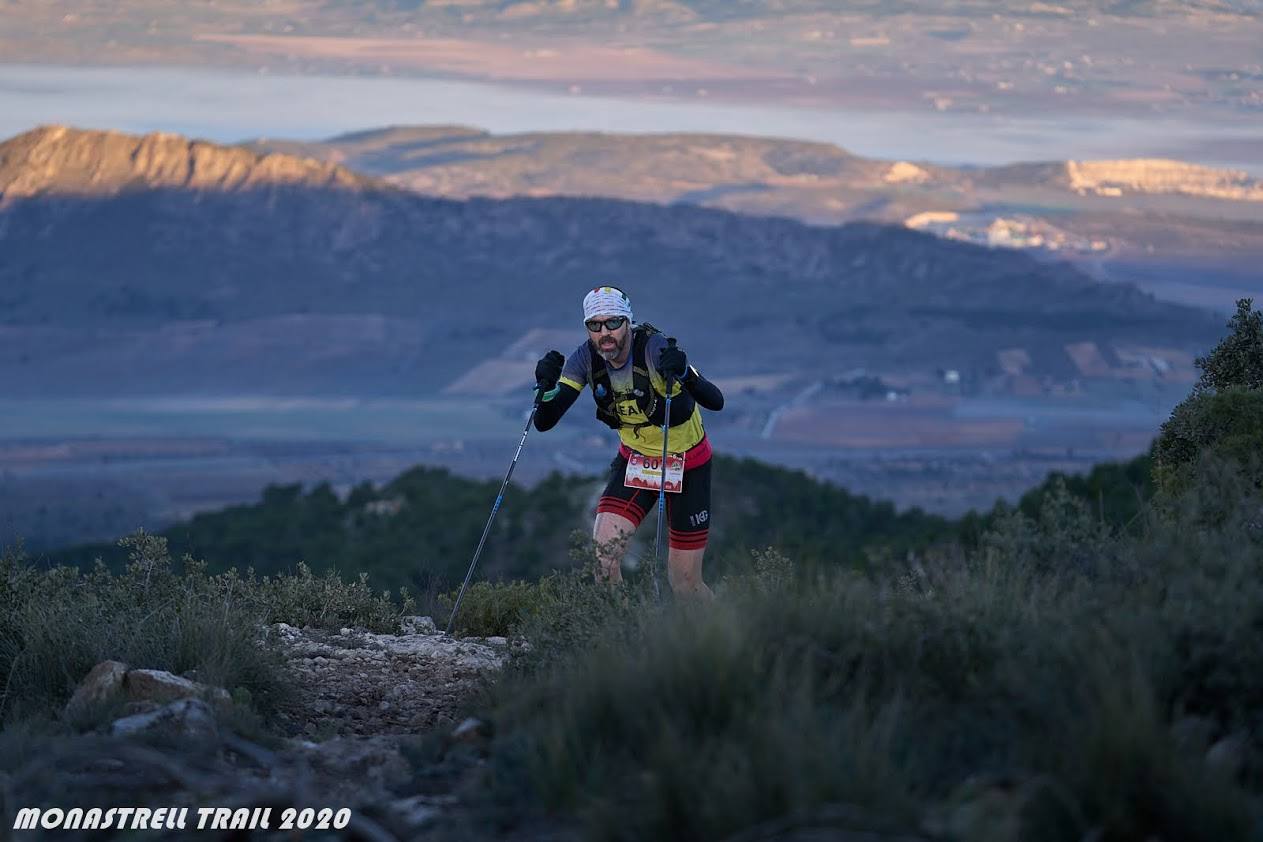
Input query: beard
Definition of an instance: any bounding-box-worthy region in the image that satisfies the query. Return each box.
[595,331,627,362]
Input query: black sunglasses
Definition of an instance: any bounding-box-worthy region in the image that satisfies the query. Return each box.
[585,316,628,333]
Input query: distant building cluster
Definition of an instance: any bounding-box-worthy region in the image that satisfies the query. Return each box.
[905,212,1109,254]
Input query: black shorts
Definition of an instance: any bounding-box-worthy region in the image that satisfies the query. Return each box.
[597,452,711,550]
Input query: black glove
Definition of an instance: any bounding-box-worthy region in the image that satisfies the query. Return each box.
[535,350,565,390]
[657,340,688,381]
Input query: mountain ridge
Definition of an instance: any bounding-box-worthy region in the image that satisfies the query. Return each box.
[0,126,374,202]
[248,125,1263,205]
[8,125,1260,210]
[239,124,1263,311]
[0,125,1220,402]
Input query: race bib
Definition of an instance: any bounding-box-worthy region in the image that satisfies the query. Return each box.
[624,452,685,493]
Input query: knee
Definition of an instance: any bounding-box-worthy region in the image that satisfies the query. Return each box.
[593,513,634,545]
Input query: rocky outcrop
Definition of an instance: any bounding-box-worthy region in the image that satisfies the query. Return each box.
[125,668,232,706]
[0,125,375,202]
[1064,159,1263,201]
[110,697,219,740]
[39,620,516,838]
[884,161,931,184]
[62,620,508,740]
[65,660,231,718]
[64,659,129,715]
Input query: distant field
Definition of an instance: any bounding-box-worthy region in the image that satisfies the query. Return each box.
[0,398,517,443]
[775,402,1027,449]
[0,379,1178,551]
[195,33,783,84]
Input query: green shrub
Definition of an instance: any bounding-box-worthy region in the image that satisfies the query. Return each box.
[1018,455,1153,533]
[250,560,415,632]
[0,530,413,726]
[439,579,548,638]
[441,531,663,646]
[1194,298,1263,393]
[1152,298,1263,499]
[0,533,285,724]
[1152,388,1263,496]
[980,476,1120,577]
[476,477,1262,841]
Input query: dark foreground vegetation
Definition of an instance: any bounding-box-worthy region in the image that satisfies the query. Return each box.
[471,459,1263,841]
[2,301,1261,840]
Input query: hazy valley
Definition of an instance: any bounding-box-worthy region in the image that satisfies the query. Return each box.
[0,125,1231,548]
[5,0,1261,126]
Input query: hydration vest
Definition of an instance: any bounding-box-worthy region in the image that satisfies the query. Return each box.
[587,323,695,436]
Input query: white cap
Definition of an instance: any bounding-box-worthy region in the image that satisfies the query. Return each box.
[583,286,633,322]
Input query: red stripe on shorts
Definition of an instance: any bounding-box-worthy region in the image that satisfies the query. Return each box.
[597,495,648,527]
[668,528,709,550]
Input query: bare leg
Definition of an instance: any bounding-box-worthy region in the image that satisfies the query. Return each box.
[667,546,714,602]
[592,511,636,584]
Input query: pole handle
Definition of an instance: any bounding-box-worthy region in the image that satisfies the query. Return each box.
[664,337,678,390]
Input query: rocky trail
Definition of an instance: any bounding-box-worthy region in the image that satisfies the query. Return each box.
[6,619,524,840]
[273,616,513,739]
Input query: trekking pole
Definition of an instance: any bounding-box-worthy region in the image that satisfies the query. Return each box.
[651,338,678,600]
[445,387,545,635]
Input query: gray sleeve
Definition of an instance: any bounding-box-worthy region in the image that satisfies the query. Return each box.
[559,342,590,390]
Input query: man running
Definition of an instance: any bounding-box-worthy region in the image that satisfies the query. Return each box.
[532,286,725,600]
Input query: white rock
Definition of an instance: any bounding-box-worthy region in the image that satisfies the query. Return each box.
[400,616,438,635]
[450,717,490,742]
[125,669,231,706]
[65,660,129,715]
[111,698,218,740]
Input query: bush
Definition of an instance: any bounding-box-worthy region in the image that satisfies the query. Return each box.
[1152,298,1263,499]
[439,579,549,638]
[1152,388,1263,496]
[250,560,416,632]
[1194,298,1263,393]
[0,530,413,725]
[980,476,1120,577]
[0,533,282,724]
[475,479,1263,842]
[442,533,655,648]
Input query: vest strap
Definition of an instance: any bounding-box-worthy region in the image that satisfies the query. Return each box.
[587,325,695,433]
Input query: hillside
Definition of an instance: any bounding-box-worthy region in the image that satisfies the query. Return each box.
[251,126,1263,311]
[0,125,1218,399]
[0,125,370,200]
[0,124,1225,534]
[259,126,1263,210]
